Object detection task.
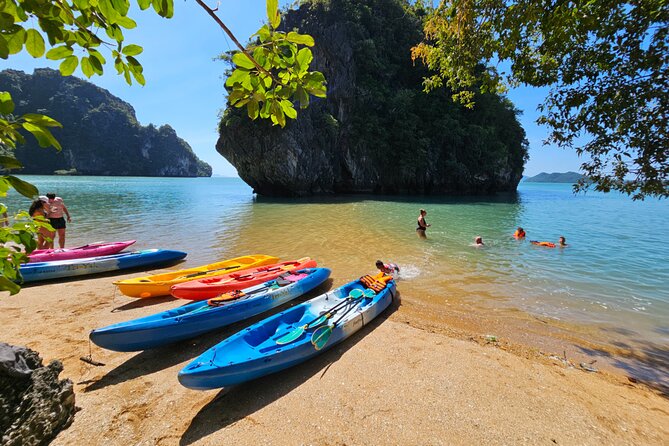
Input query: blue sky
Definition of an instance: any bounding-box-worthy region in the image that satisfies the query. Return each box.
[1,0,585,177]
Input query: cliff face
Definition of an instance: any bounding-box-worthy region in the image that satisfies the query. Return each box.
[0,68,212,177]
[217,0,527,196]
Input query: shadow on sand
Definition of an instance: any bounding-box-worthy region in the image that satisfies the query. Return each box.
[179,291,402,446]
[82,280,335,392]
[110,294,176,312]
[576,331,669,397]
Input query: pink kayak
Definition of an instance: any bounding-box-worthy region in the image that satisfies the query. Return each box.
[28,240,137,263]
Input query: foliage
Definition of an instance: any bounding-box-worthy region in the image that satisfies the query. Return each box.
[223,0,327,127]
[413,0,669,199]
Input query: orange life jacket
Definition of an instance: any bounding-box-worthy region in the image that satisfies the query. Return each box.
[360,272,393,293]
[514,230,526,238]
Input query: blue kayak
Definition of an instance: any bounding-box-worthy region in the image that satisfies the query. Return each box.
[178,272,396,390]
[90,268,331,352]
[20,249,187,283]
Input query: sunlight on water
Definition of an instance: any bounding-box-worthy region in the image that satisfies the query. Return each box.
[5,176,668,346]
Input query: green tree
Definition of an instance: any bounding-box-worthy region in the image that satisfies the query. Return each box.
[413,0,668,199]
[0,0,326,293]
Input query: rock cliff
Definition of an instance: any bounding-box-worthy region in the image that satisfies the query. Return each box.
[0,68,212,177]
[217,0,527,196]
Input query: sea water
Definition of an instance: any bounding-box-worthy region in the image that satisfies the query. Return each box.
[5,176,668,352]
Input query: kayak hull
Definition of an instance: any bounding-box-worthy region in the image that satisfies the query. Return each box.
[90,268,331,351]
[178,274,396,390]
[20,249,187,283]
[113,254,279,298]
[170,258,318,300]
[28,240,136,263]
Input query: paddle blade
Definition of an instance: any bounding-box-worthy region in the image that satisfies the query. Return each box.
[363,288,376,298]
[307,313,330,329]
[311,325,333,350]
[276,325,305,345]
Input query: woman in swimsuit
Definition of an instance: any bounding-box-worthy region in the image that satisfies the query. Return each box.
[28,199,50,249]
[416,209,430,239]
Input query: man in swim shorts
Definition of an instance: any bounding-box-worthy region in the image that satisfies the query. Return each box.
[45,193,72,248]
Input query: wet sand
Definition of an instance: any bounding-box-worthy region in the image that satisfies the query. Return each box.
[1,270,668,445]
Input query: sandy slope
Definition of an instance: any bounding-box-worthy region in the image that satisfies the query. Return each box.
[1,272,668,445]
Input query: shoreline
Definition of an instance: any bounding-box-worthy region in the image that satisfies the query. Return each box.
[1,271,668,444]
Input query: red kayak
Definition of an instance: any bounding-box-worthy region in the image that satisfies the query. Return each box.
[28,240,136,263]
[170,257,318,300]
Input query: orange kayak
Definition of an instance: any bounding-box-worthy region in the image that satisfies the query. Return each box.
[530,241,556,248]
[170,258,318,300]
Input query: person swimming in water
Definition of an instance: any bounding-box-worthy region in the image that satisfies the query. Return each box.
[473,236,485,246]
[376,260,400,276]
[513,227,526,239]
[558,236,567,247]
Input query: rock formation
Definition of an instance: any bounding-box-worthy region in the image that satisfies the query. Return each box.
[0,68,212,177]
[0,343,75,445]
[217,0,528,196]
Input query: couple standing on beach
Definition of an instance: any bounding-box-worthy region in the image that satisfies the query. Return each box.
[28,193,72,249]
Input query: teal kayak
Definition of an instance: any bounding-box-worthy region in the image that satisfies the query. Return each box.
[178,273,396,390]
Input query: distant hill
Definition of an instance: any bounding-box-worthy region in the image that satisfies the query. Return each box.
[0,68,212,177]
[525,171,585,183]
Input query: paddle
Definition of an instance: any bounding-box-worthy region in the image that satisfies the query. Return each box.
[311,288,377,350]
[275,288,367,345]
[181,264,241,279]
[188,263,294,284]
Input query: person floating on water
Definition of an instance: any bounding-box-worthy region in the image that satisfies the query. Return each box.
[530,236,567,248]
[416,209,430,239]
[513,227,526,239]
[473,236,485,246]
[376,260,400,276]
[44,193,71,249]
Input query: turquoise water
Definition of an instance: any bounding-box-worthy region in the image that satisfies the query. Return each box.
[4,176,668,350]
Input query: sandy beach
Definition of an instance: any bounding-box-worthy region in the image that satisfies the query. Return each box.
[2,268,668,445]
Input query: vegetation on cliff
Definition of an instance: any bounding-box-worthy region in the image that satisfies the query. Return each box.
[218,0,528,196]
[0,69,212,177]
[412,0,668,200]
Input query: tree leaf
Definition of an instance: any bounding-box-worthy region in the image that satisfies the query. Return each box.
[7,28,26,55]
[5,175,39,198]
[23,114,62,127]
[0,38,9,59]
[295,85,309,109]
[0,155,23,169]
[247,98,259,120]
[225,68,251,87]
[286,31,315,47]
[0,91,14,114]
[45,45,73,60]
[0,276,21,295]
[21,122,62,150]
[232,51,256,70]
[296,47,313,70]
[59,55,78,76]
[116,16,137,29]
[280,99,297,119]
[122,44,143,56]
[266,0,280,29]
[25,29,46,58]
[137,0,151,10]
[80,56,94,77]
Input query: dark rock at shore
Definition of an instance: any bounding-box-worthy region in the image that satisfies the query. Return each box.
[217,0,528,196]
[0,343,75,446]
[0,68,212,177]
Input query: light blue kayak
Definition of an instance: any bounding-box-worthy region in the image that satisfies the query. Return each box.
[20,249,187,283]
[90,268,331,352]
[178,273,396,390]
